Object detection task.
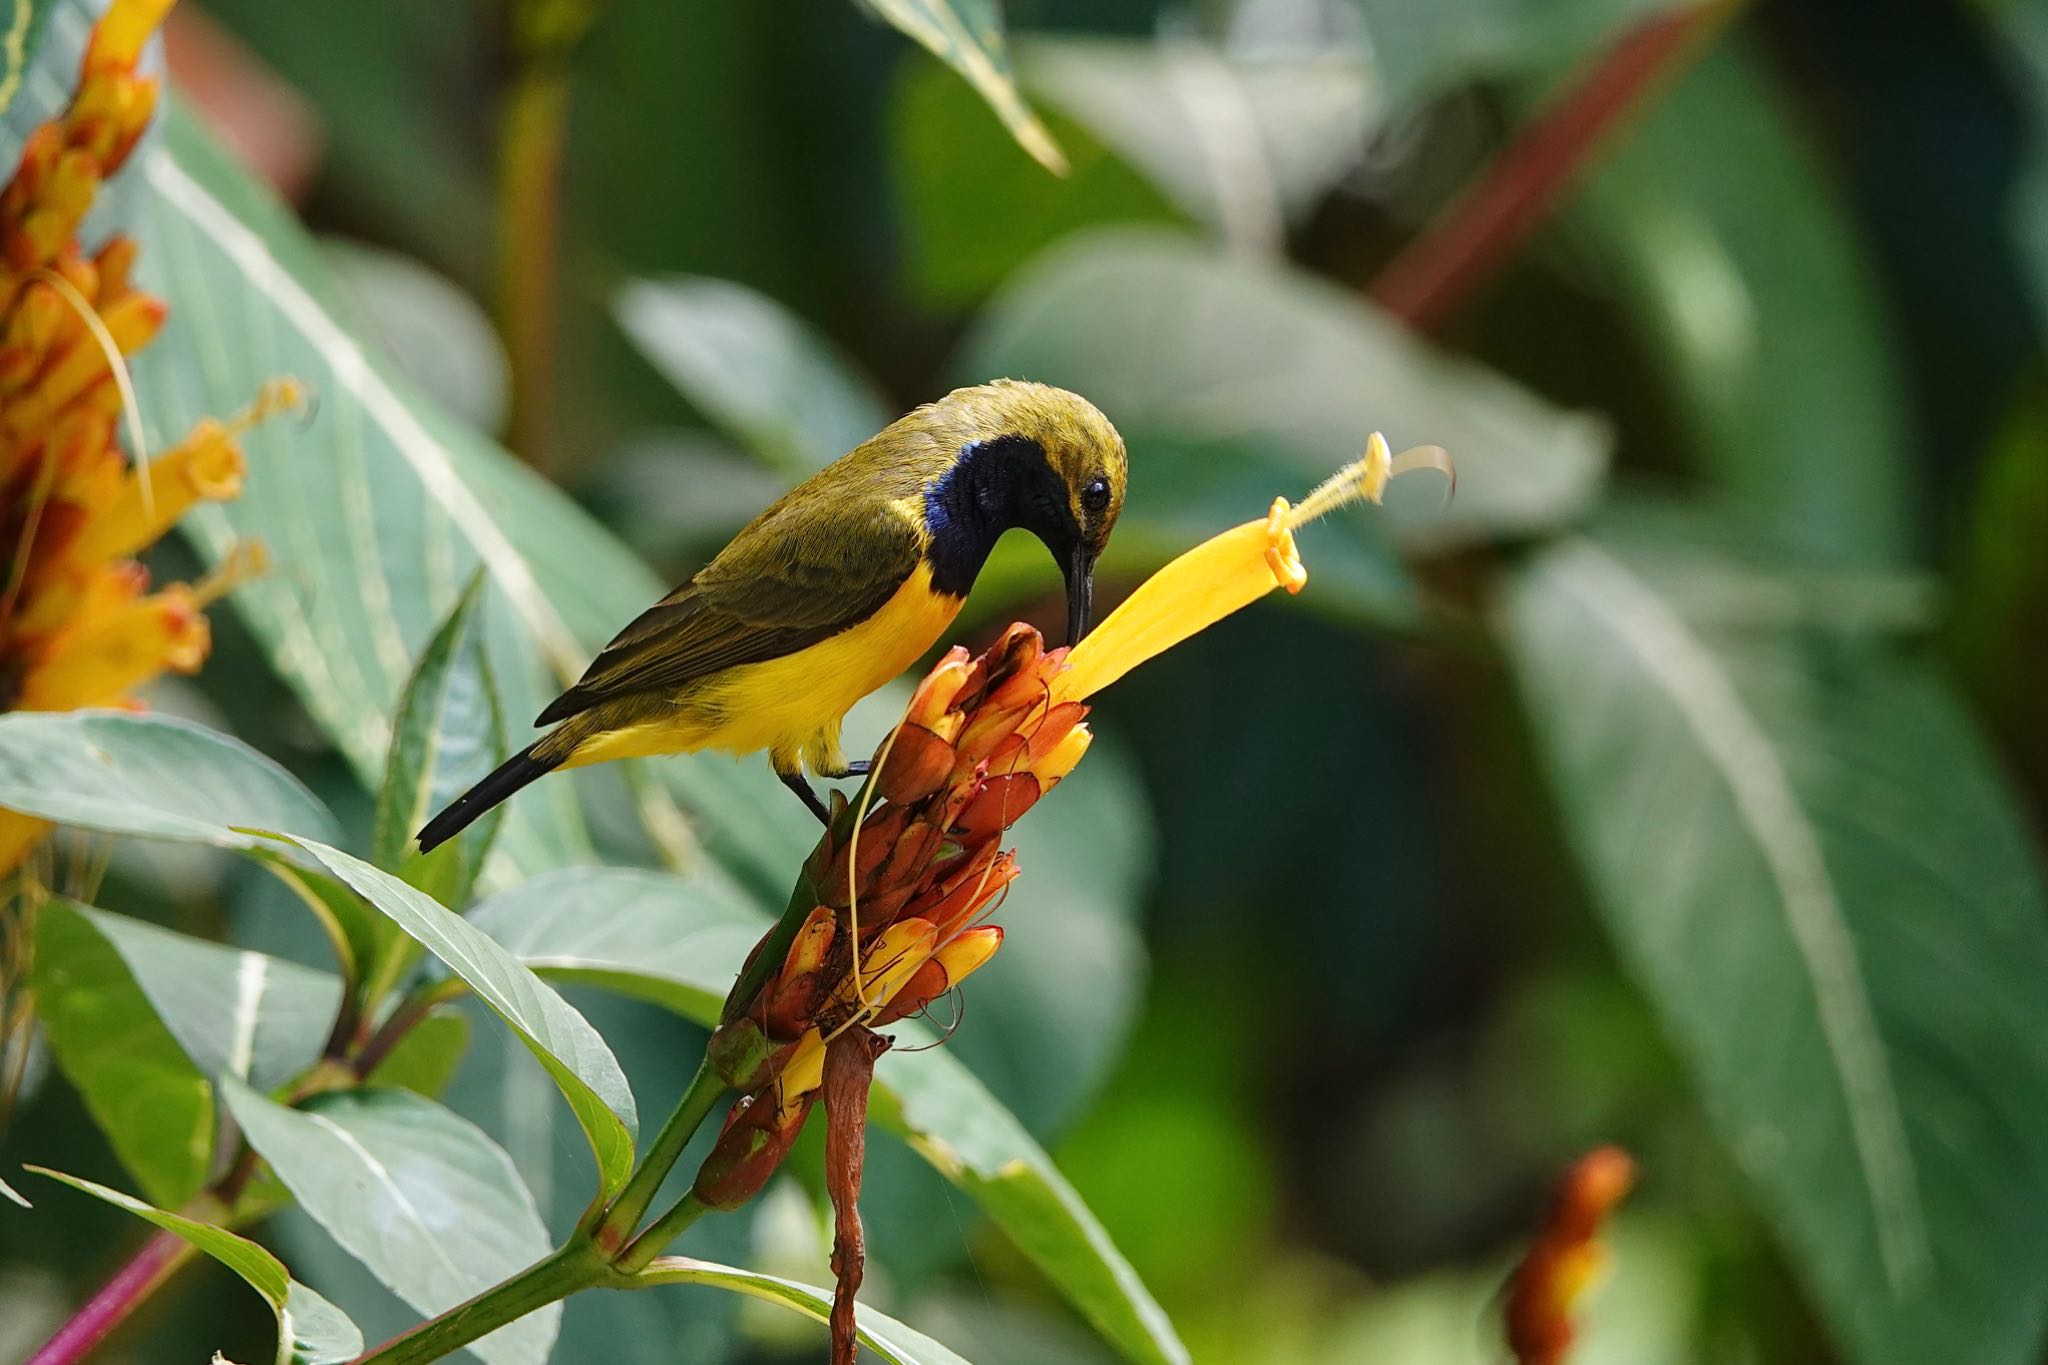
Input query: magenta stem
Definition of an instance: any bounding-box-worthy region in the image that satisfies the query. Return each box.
[25,1228,195,1365]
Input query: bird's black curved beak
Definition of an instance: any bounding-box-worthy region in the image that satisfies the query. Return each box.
[1064,548,1095,645]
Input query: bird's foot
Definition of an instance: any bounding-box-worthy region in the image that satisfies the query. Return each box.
[780,770,832,824]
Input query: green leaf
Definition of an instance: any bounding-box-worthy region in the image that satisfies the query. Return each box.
[362,1005,470,1097]
[957,229,1607,553]
[1349,0,1678,110]
[891,55,1185,308]
[31,903,212,1207]
[31,1167,362,1365]
[1571,43,1913,561]
[373,568,507,907]
[465,867,765,1018]
[0,0,58,122]
[635,1255,971,1365]
[861,0,1065,175]
[1013,38,1378,244]
[0,711,335,850]
[222,1081,557,1365]
[324,238,509,435]
[128,102,801,893]
[0,1171,29,1207]
[61,902,341,1090]
[1499,520,2048,1365]
[287,838,639,1192]
[473,867,1187,1365]
[614,276,891,475]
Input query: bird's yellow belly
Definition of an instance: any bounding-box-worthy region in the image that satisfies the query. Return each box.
[562,563,963,773]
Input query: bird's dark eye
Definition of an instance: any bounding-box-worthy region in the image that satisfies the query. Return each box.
[1082,477,1111,513]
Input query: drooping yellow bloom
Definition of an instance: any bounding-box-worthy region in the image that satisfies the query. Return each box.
[0,0,285,873]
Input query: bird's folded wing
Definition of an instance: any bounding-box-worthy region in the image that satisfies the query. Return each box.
[534,498,926,726]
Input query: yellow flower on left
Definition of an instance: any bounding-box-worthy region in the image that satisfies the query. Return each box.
[0,0,284,874]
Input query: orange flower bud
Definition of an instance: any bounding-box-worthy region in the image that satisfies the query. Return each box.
[1026,724,1092,787]
[761,907,836,1039]
[873,722,954,804]
[691,1087,817,1211]
[953,772,1041,841]
[1505,1147,1636,1365]
[904,648,971,729]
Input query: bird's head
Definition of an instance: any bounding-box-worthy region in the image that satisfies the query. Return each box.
[926,380,1127,645]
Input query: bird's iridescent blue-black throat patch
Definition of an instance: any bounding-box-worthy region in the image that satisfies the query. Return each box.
[923,433,1079,598]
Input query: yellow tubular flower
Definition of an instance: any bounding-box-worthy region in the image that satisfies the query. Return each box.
[1059,433,1452,699]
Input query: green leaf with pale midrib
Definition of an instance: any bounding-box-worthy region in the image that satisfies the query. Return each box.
[222,1081,557,1365]
[31,903,213,1207]
[0,710,336,849]
[32,1167,362,1365]
[65,902,341,1090]
[287,837,639,1194]
[1571,43,1913,561]
[862,0,1064,174]
[468,866,1188,1365]
[1501,521,2048,1365]
[636,1255,970,1365]
[373,568,507,907]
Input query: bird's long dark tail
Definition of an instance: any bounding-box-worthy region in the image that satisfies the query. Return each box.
[416,740,561,853]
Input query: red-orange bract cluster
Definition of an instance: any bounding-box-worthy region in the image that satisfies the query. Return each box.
[0,0,279,873]
[693,623,1088,1208]
[1505,1145,1638,1365]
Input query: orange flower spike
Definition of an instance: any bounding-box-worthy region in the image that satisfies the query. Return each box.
[0,283,66,392]
[18,583,208,710]
[1505,1146,1638,1365]
[93,236,139,302]
[904,648,972,730]
[82,0,177,77]
[67,422,244,566]
[32,290,165,414]
[760,907,836,1039]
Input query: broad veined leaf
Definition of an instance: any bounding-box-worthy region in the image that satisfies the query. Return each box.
[1570,43,1913,561]
[372,569,507,907]
[861,0,1065,174]
[0,0,60,123]
[324,237,509,435]
[636,1255,971,1365]
[472,867,1188,1365]
[0,710,335,850]
[958,229,1608,552]
[465,866,765,1018]
[222,1081,557,1365]
[32,1167,362,1365]
[31,903,212,1207]
[59,902,340,1090]
[1500,521,2048,1365]
[286,838,639,1192]
[614,276,890,476]
[127,103,823,896]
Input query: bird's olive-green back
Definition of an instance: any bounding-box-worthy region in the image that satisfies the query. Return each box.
[535,380,1124,725]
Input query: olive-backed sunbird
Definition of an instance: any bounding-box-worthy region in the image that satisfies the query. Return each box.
[416,380,1128,850]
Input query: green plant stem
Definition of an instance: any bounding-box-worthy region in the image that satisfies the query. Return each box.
[589,1057,728,1245]
[355,1241,614,1365]
[497,60,570,467]
[616,1193,711,1273]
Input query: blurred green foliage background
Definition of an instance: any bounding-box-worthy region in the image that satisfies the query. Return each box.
[8,0,2048,1362]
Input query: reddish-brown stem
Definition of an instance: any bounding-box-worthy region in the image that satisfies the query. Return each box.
[824,1028,888,1365]
[24,1229,195,1365]
[1368,0,1745,332]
